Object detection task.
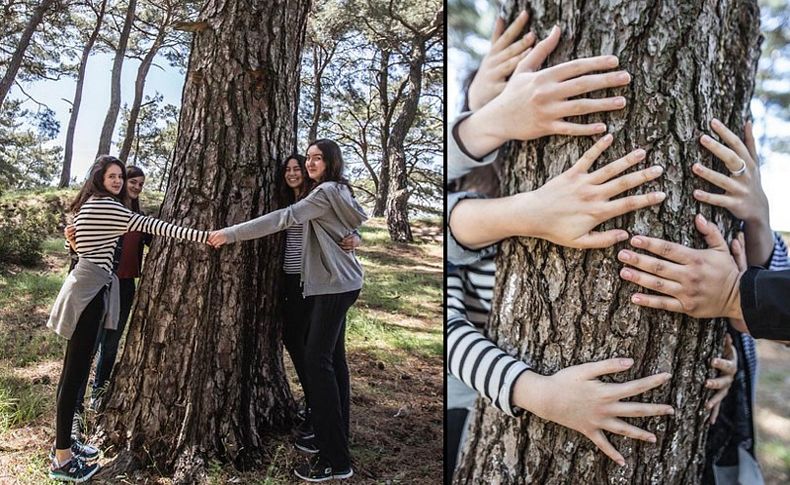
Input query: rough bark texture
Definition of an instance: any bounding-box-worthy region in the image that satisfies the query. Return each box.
[96,0,137,156]
[60,0,107,187]
[456,1,760,483]
[0,0,57,108]
[373,48,392,217]
[96,0,310,482]
[118,8,171,161]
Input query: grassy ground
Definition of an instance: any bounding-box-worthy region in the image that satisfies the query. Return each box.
[0,191,442,484]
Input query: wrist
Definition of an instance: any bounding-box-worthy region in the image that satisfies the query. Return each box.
[457,104,508,159]
[512,370,550,416]
[507,190,546,239]
[726,270,745,320]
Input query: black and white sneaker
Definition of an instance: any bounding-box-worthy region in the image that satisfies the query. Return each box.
[294,456,353,482]
[295,419,314,440]
[49,439,101,462]
[294,435,319,454]
[49,456,100,482]
[71,412,85,442]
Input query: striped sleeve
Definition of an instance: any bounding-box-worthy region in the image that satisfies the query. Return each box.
[128,212,208,244]
[446,266,530,417]
[768,232,789,271]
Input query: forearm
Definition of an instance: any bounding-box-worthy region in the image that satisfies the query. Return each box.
[742,217,775,267]
[129,214,208,244]
[224,209,291,243]
[449,192,541,249]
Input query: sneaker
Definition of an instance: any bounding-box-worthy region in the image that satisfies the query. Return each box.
[49,456,100,482]
[295,419,315,440]
[294,456,353,482]
[294,435,319,454]
[49,439,100,462]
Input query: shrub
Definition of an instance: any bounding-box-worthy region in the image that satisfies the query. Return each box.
[0,204,56,266]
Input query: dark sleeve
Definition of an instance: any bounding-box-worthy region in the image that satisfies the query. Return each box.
[740,266,790,340]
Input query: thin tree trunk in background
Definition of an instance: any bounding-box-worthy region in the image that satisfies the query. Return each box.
[0,0,57,108]
[118,9,170,162]
[96,0,311,481]
[456,0,761,483]
[96,0,137,156]
[60,0,108,187]
[373,48,391,217]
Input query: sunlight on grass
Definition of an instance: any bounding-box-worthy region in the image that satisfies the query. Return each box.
[346,308,441,362]
[759,440,790,470]
[0,269,65,310]
[0,371,48,433]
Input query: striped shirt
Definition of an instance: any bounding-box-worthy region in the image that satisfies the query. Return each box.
[74,196,208,273]
[283,224,304,274]
[447,253,530,416]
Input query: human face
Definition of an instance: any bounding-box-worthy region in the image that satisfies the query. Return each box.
[126,175,145,199]
[305,145,327,182]
[284,159,304,190]
[103,164,124,195]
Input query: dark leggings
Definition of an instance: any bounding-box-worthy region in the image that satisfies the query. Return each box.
[74,278,135,411]
[55,288,105,449]
[305,289,359,470]
[282,273,312,406]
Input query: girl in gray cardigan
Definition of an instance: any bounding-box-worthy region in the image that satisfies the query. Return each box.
[209,139,367,482]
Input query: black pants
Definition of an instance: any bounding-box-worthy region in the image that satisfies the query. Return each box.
[55,287,105,449]
[282,273,312,406]
[74,278,135,412]
[305,289,360,470]
[446,408,470,482]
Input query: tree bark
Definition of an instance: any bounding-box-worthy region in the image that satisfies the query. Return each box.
[373,48,392,217]
[456,0,760,483]
[118,7,171,162]
[60,0,108,187]
[96,0,311,482]
[0,0,57,109]
[96,0,137,156]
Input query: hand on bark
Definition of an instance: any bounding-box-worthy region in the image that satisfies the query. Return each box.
[706,333,737,425]
[64,224,76,250]
[467,11,536,111]
[339,233,361,252]
[618,214,744,319]
[528,134,665,248]
[513,358,673,466]
[457,27,631,158]
[207,230,228,248]
[695,119,773,266]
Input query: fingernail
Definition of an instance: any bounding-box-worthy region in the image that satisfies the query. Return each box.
[620,358,634,367]
[552,24,560,34]
[701,134,711,144]
[607,55,619,67]
[711,118,721,127]
[705,380,713,388]
[631,236,644,247]
[698,213,707,224]
[648,435,657,443]
[620,268,632,279]
[617,459,626,467]
[619,72,631,83]
[635,149,646,159]
[631,294,641,303]
[604,133,613,142]
[666,407,675,415]
[654,191,666,201]
[616,97,626,107]
[596,123,607,132]
[617,231,629,242]
[649,165,663,176]
[618,250,631,262]
[693,189,702,198]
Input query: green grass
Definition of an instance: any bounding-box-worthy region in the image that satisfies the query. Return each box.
[0,370,49,433]
[346,308,442,363]
[0,268,65,310]
[759,440,790,470]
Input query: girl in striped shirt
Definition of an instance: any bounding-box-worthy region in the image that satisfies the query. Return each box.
[47,156,211,482]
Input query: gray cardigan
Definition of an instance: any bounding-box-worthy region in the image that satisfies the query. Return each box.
[223,182,368,296]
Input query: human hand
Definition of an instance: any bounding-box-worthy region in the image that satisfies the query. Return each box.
[525,134,665,248]
[207,230,228,248]
[64,224,76,250]
[458,26,631,158]
[695,119,773,265]
[706,333,737,425]
[467,11,536,111]
[339,233,361,252]
[617,214,743,319]
[513,358,673,466]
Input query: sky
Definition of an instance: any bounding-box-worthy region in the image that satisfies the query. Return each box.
[9,51,186,182]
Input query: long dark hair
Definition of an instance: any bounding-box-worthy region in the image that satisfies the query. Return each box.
[276,154,311,205]
[125,165,145,214]
[306,139,354,196]
[69,155,128,212]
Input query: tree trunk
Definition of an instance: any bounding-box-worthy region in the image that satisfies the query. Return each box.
[60,0,107,187]
[307,44,322,143]
[0,0,57,109]
[118,10,170,162]
[373,48,391,217]
[96,0,311,482]
[96,0,137,156]
[456,0,761,483]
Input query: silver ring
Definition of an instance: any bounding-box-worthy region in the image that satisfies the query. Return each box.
[730,158,747,177]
